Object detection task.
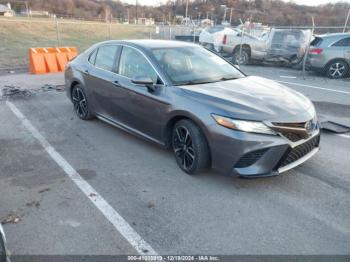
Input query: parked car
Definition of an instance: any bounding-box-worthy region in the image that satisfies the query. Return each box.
[200,27,311,66]
[0,224,7,262]
[199,26,229,52]
[65,40,320,177]
[308,33,350,79]
[220,28,267,64]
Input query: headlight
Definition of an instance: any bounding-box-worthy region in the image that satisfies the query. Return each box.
[212,114,276,135]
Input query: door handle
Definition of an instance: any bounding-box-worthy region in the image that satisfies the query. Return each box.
[113,80,120,87]
[84,69,89,75]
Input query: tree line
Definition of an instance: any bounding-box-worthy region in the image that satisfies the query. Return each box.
[4,0,350,27]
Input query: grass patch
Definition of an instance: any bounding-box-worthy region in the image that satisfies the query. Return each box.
[0,17,154,69]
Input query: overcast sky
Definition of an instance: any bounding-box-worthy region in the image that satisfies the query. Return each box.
[122,0,350,6]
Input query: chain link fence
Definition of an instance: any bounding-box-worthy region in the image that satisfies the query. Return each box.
[1,17,349,71]
[0,17,155,70]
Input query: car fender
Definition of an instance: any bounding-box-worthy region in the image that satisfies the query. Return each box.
[163,109,213,149]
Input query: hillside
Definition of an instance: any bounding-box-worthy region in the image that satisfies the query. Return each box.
[3,0,350,26]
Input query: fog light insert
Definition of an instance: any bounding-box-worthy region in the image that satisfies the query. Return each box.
[234,148,269,168]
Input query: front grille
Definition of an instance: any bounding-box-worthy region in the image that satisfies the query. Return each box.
[281,132,306,142]
[271,120,318,142]
[235,148,269,168]
[272,122,306,129]
[277,135,320,169]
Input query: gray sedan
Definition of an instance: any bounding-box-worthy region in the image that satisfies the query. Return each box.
[65,40,320,177]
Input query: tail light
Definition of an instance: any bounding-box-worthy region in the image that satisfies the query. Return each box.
[309,48,323,54]
[223,35,227,45]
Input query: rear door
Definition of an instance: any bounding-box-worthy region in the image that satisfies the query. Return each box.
[84,44,120,117]
[331,36,350,60]
[340,37,350,61]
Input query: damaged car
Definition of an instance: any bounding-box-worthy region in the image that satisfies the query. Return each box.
[200,27,311,66]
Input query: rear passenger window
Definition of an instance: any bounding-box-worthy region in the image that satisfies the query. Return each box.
[95,45,118,71]
[332,37,350,47]
[310,37,323,47]
[88,49,97,64]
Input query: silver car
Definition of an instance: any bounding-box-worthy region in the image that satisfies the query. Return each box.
[308,33,350,79]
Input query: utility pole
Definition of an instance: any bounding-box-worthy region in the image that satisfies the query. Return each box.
[135,0,138,24]
[25,1,29,18]
[127,8,130,24]
[223,8,227,22]
[229,8,233,25]
[344,8,350,33]
[185,0,189,26]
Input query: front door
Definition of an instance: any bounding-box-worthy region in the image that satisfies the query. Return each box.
[112,45,169,142]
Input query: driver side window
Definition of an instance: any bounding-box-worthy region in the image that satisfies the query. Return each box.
[118,46,159,83]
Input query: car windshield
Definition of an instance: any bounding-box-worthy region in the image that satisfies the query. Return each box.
[152,46,244,85]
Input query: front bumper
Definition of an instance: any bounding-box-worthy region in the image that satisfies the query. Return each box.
[208,123,320,177]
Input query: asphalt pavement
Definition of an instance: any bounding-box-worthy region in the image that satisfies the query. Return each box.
[0,66,350,257]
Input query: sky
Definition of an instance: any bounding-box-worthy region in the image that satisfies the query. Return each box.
[121,0,350,6]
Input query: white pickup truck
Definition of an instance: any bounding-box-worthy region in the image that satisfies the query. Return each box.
[200,27,311,66]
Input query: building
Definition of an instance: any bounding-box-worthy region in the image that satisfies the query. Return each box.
[0,3,15,17]
[136,17,154,26]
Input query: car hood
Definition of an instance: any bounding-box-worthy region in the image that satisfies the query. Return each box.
[179,76,314,122]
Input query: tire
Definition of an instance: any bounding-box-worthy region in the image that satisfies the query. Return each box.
[172,119,210,175]
[232,49,249,65]
[325,59,349,79]
[0,232,5,262]
[71,84,94,120]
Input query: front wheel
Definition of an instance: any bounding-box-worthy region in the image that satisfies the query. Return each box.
[172,120,210,175]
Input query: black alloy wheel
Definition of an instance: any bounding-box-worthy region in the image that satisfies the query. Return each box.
[172,120,210,175]
[72,85,94,120]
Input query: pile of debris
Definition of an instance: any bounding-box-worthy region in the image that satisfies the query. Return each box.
[0,84,65,100]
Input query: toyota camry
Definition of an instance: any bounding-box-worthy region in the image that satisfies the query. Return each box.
[65,40,320,177]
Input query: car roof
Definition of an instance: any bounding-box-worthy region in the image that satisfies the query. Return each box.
[316,32,350,39]
[97,39,198,50]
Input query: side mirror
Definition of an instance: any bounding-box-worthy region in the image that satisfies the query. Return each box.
[131,76,157,92]
[131,76,154,85]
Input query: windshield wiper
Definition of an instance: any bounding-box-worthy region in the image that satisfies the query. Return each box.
[218,76,238,81]
[175,79,218,86]
[175,76,238,86]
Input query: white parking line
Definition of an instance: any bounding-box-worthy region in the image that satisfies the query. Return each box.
[279,76,297,79]
[6,101,157,256]
[277,80,350,95]
[338,134,350,139]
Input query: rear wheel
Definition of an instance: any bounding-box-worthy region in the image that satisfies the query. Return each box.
[325,60,349,79]
[172,120,210,175]
[232,49,249,65]
[72,85,94,120]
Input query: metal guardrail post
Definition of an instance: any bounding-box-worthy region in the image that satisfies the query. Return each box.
[238,27,245,66]
[302,16,315,80]
[344,8,350,33]
[55,18,60,46]
[108,21,111,40]
[193,25,196,43]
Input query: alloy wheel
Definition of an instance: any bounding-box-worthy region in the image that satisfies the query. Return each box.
[329,62,346,78]
[72,87,88,118]
[173,126,196,171]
